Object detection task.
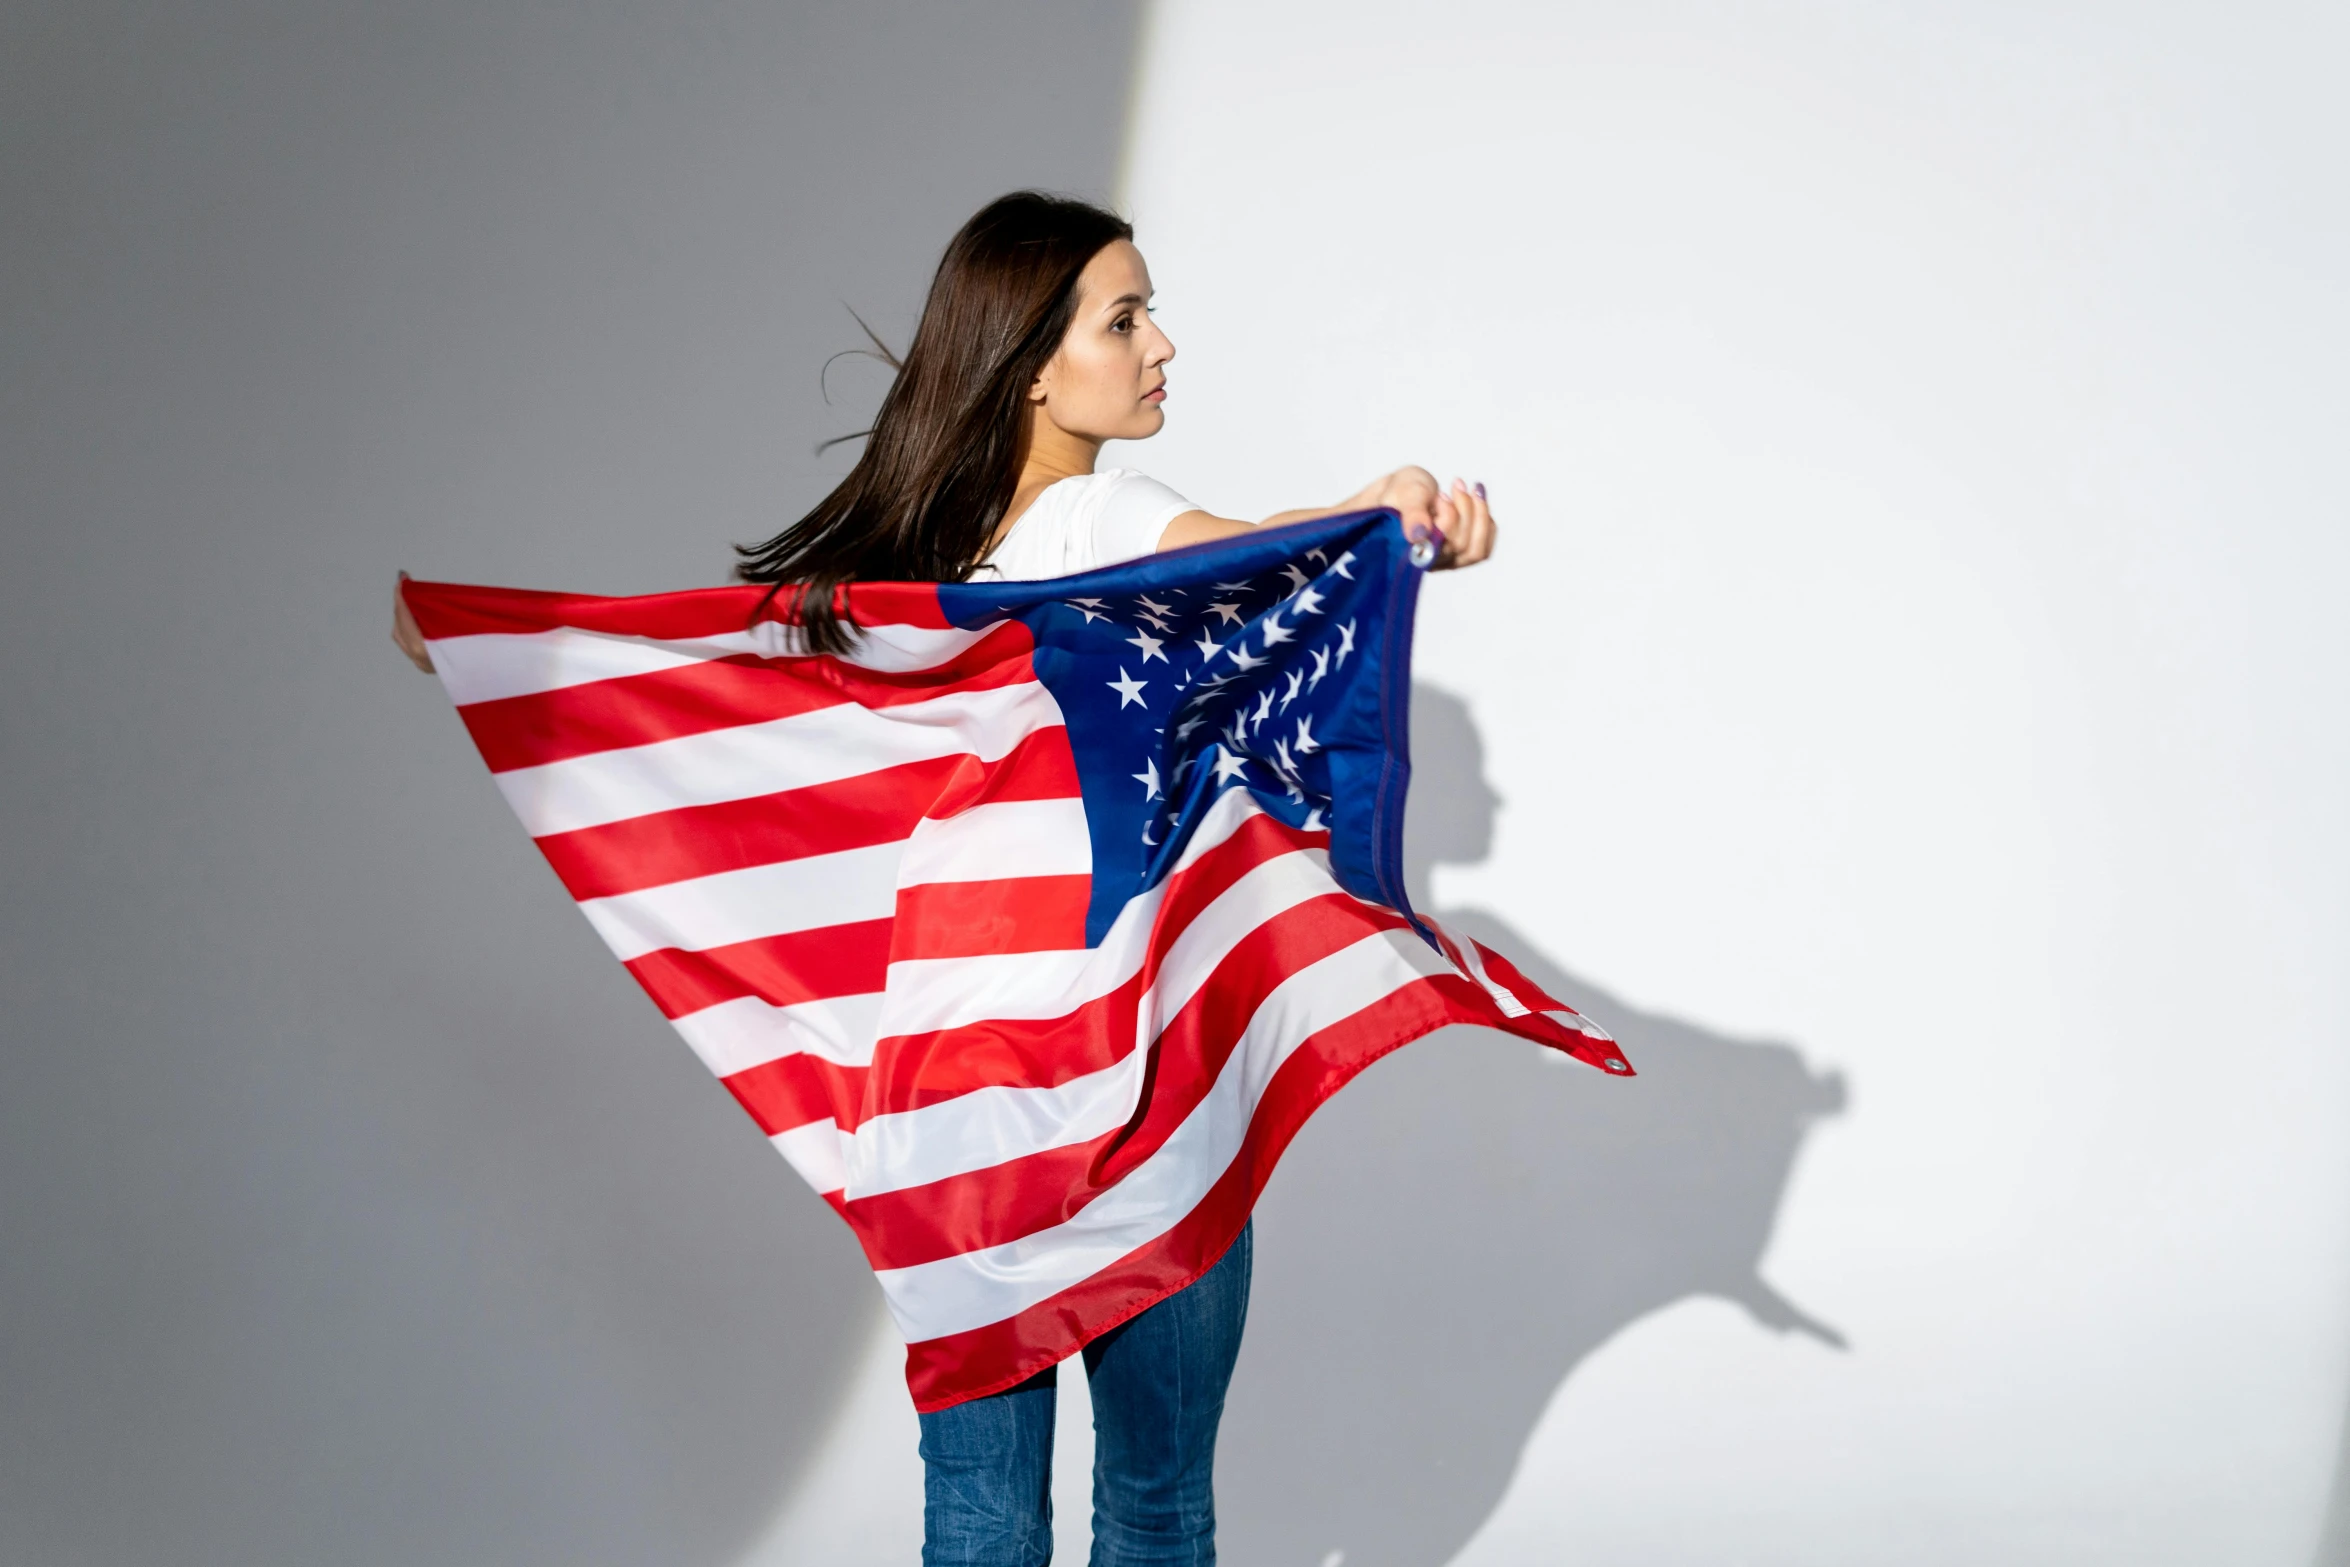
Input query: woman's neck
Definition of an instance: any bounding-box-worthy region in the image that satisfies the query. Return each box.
[1017,418,1101,494]
[994,419,1101,549]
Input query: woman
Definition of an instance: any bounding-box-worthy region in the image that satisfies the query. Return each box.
[393,191,1497,1566]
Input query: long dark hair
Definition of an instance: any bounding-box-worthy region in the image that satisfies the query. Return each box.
[734,191,1134,651]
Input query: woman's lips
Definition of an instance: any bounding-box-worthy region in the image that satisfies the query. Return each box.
[1144,387,1166,403]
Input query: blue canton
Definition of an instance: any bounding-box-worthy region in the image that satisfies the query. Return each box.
[936,508,1430,947]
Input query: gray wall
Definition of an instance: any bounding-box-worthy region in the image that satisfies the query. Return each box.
[0,5,1139,1562]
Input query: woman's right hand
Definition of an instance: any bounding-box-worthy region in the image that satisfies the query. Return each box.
[1360,468,1496,569]
[1425,478,1496,570]
[392,573,434,673]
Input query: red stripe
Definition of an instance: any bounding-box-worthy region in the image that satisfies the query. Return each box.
[891,876,1093,961]
[1469,943,1632,1074]
[858,812,1326,1118]
[531,727,1080,901]
[848,1138,1113,1274]
[839,895,1415,1272]
[724,1052,867,1139]
[624,918,892,1019]
[458,622,1039,772]
[902,970,1520,1410]
[402,578,951,640]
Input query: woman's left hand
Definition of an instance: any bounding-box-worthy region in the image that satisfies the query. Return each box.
[1426,478,1496,570]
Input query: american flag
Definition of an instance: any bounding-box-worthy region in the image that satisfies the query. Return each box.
[402,508,1630,1411]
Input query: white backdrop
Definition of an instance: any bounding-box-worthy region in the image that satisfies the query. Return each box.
[760,4,2350,1562]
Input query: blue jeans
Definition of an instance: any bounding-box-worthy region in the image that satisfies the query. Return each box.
[917,1222,1253,1567]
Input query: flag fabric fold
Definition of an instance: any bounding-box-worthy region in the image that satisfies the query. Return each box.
[403,507,1630,1411]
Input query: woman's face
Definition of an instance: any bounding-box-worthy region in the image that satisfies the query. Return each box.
[1030,240,1175,444]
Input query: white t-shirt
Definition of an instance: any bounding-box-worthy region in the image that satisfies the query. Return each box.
[970,468,1197,582]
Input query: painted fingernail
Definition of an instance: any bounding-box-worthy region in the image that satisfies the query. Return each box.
[1475,481,1487,500]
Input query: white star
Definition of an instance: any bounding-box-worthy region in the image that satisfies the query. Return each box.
[1307,646,1330,691]
[1229,643,1268,672]
[1136,595,1174,617]
[1207,601,1244,625]
[1192,627,1223,661]
[1272,740,1305,801]
[1294,715,1320,753]
[1330,551,1356,579]
[1136,610,1175,632]
[1253,688,1276,729]
[1175,715,1207,741]
[1132,756,1161,800]
[1334,619,1357,668]
[1125,628,1168,663]
[1067,597,1109,623]
[1306,547,1328,565]
[1211,747,1250,783]
[1292,584,1325,616]
[1260,612,1294,645]
[1142,818,1159,846]
[1192,670,1236,697]
[1108,668,1148,708]
[1278,669,1304,711]
[1213,579,1253,593]
[1302,806,1326,831]
[1279,563,1310,592]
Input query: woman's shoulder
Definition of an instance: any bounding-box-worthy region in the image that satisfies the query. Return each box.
[1030,467,1197,539]
[978,468,1199,581]
[1079,467,1195,519]
[1047,466,1179,505]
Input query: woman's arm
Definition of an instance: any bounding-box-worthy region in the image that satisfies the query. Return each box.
[1155,467,1497,569]
[392,573,434,672]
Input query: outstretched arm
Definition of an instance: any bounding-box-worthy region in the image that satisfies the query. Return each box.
[1154,467,1497,569]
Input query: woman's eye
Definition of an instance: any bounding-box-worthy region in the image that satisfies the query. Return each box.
[1111,316,1132,333]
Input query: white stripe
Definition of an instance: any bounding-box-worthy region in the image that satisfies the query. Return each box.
[579,841,905,962]
[1545,1008,1613,1041]
[494,680,1062,837]
[1422,914,1530,1018]
[670,992,886,1078]
[429,619,994,707]
[899,799,1092,887]
[873,926,1453,1343]
[845,1063,1139,1201]
[772,1120,849,1196]
[873,788,1261,1039]
[842,839,1340,1199]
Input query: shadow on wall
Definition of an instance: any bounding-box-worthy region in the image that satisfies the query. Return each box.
[1215,683,1849,1567]
[2313,1399,2350,1567]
